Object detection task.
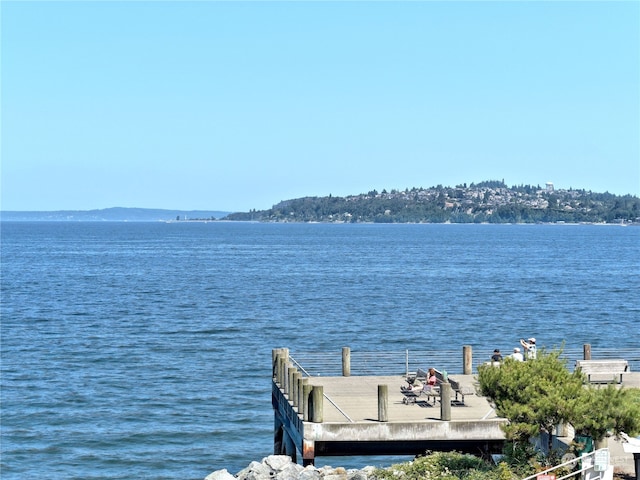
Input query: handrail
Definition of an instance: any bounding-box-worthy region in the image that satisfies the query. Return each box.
[520,449,606,480]
[288,356,312,377]
[285,353,354,422]
[290,348,639,377]
[322,393,354,423]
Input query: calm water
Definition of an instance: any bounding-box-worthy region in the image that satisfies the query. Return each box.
[1,222,639,480]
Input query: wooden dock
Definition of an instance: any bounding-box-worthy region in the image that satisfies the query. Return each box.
[272,349,507,465]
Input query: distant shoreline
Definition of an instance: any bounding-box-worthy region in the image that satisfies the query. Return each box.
[1,218,636,226]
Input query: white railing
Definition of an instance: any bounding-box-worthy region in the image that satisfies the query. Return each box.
[520,448,611,480]
[289,348,639,377]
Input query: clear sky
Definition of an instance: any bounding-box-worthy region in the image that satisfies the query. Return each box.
[2,1,639,212]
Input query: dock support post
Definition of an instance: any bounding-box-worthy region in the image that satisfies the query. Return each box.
[310,386,324,423]
[303,383,313,421]
[583,344,591,360]
[463,345,473,375]
[274,421,283,455]
[440,382,452,421]
[302,440,316,467]
[342,347,351,377]
[378,385,388,422]
[283,429,297,463]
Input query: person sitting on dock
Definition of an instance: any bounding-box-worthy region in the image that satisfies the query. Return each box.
[511,347,524,362]
[426,368,437,389]
[401,368,438,393]
[491,349,503,362]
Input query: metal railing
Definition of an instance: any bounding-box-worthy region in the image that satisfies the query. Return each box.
[520,448,610,480]
[290,347,639,377]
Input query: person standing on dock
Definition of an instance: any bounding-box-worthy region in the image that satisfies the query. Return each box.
[520,337,537,360]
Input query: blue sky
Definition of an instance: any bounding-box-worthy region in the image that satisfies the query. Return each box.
[2,1,639,212]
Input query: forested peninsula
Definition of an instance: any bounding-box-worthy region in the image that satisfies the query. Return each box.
[225,180,640,224]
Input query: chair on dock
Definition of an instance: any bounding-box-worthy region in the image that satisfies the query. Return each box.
[433,369,474,405]
[401,368,440,405]
[400,382,440,405]
[402,368,474,406]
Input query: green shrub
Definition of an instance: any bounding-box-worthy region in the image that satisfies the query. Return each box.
[371,451,519,480]
[478,348,584,451]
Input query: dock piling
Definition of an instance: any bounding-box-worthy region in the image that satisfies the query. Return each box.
[440,382,452,421]
[292,371,301,408]
[463,345,473,375]
[342,347,351,377]
[310,386,324,423]
[297,377,307,414]
[302,383,312,421]
[378,385,388,422]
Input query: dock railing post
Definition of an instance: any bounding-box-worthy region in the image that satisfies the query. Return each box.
[292,371,301,407]
[272,349,281,383]
[298,377,308,416]
[378,385,388,422]
[310,386,324,423]
[405,350,409,377]
[342,347,351,377]
[275,352,284,385]
[281,355,287,388]
[303,383,313,421]
[283,361,290,393]
[584,344,591,360]
[463,345,473,375]
[276,348,289,388]
[288,368,296,398]
[440,382,452,421]
[272,349,279,380]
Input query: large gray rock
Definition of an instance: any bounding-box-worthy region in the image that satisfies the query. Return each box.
[265,455,295,472]
[276,463,306,480]
[204,457,378,480]
[204,469,236,480]
[346,470,370,480]
[236,460,273,480]
[297,465,322,480]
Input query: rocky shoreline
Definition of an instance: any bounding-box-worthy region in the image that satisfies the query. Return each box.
[205,456,377,480]
[204,453,637,480]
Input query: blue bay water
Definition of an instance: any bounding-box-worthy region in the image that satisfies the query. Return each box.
[1,222,639,480]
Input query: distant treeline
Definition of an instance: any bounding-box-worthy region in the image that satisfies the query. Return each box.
[1,207,231,222]
[224,180,640,224]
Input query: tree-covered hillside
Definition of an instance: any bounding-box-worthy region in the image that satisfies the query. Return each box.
[224,180,640,224]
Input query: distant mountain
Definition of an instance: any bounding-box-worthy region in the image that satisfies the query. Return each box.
[0,207,232,222]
